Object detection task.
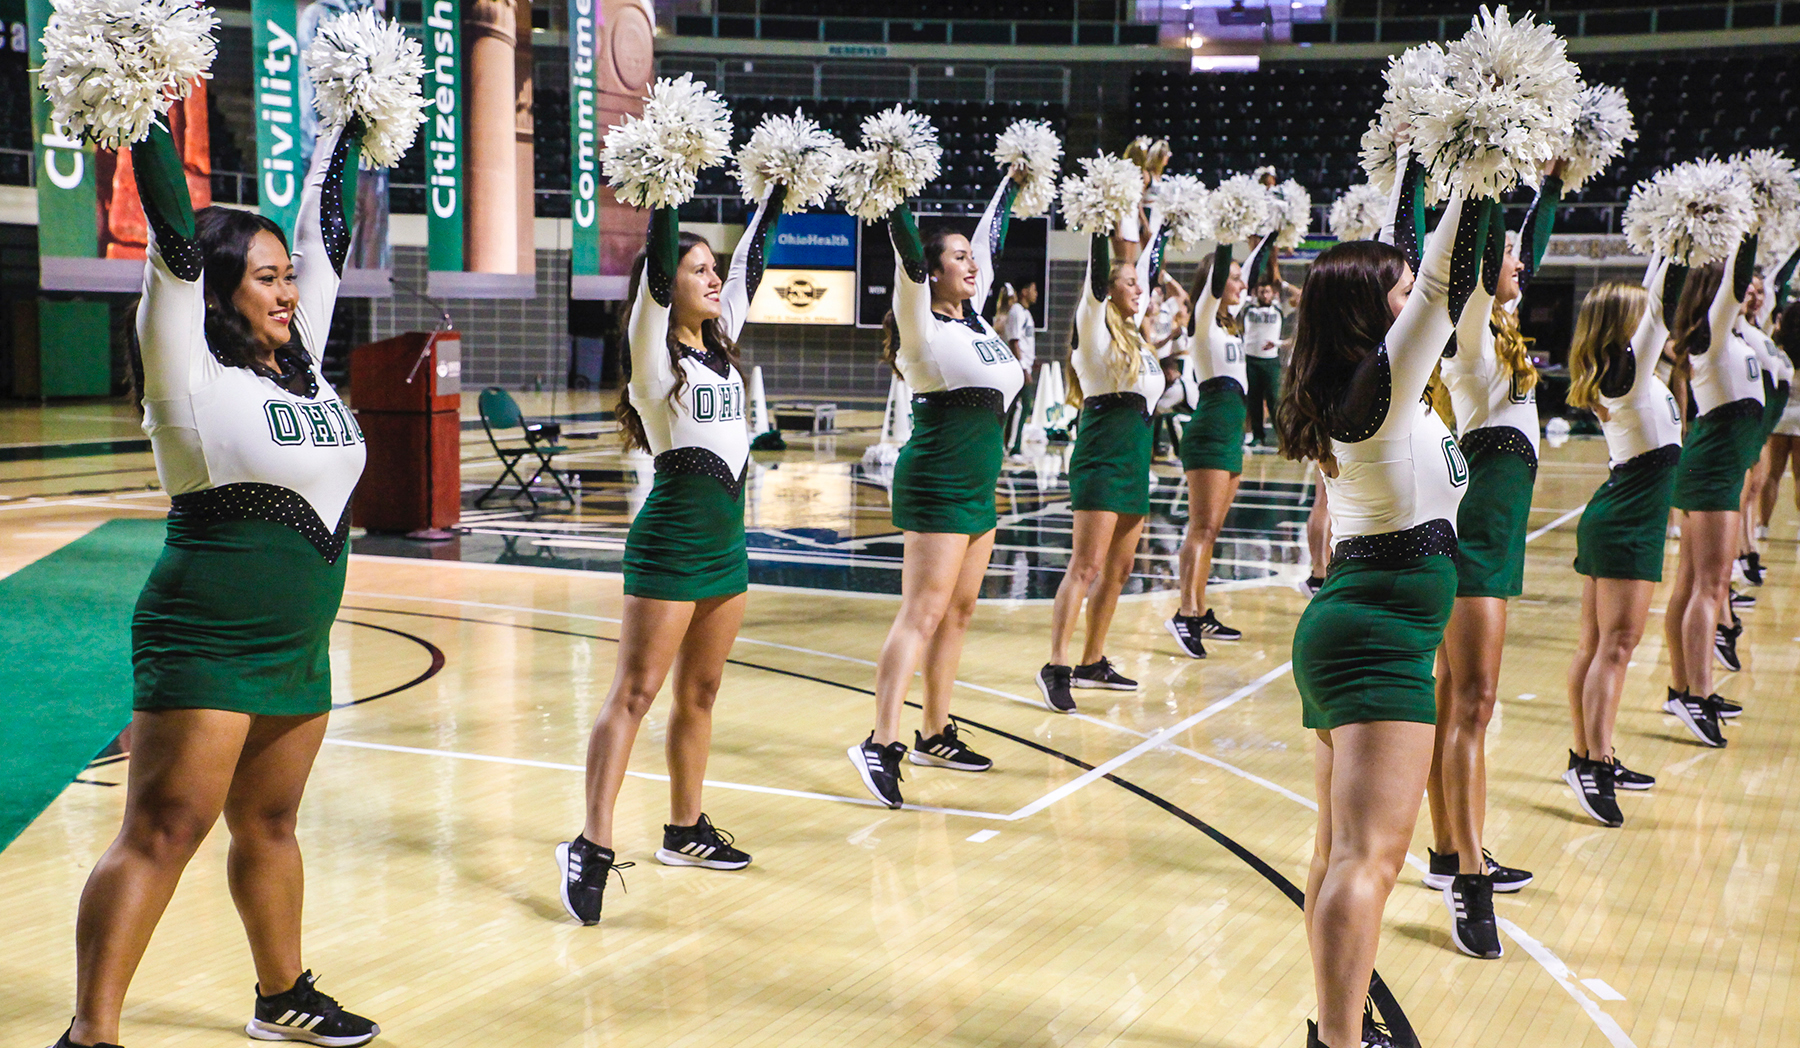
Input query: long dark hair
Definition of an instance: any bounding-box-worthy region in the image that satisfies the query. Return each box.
[881,223,962,376]
[1668,261,1725,362]
[127,206,312,408]
[1775,300,1800,358]
[1277,240,1409,465]
[617,231,743,453]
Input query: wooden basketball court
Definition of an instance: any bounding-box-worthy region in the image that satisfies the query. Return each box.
[2,400,1795,1048]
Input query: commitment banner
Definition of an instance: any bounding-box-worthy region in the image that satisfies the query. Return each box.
[568,0,601,293]
[421,0,462,274]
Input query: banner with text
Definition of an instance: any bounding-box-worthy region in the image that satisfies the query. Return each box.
[567,0,600,291]
[421,0,462,273]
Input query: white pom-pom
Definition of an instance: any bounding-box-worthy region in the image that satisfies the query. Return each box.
[1410,5,1582,200]
[1759,212,1800,271]
[1329,183,1389,242]
[1206,174,1272,245]
[835,106,943,222]
[37,0,218,151]
[1360,42,1448,192]
[1269,179,1312,249]
[733,111,846,213]
[1153,174,1211,250]
[600,74,733,210]
[993,119,1063,219]
[1731,149,1800,237]
[1252,165,1277,182]
[1623,160,1755,266]
[1556,83,1635,193]
[1058,154,1142,236]
[305,8,428,169]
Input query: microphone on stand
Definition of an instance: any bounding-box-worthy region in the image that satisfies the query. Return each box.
[389,277,455,386]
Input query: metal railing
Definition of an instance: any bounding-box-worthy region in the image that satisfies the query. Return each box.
[669,13,1162,47]
[1298,1,1797,44]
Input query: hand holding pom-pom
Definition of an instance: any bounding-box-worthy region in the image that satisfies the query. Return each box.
[1624,160,1755,267]
[734,111,846,213]
[836,106,943,222]
[306,7,429,169]
[993,120,1063,219]
[1269,179,1312,250]
[1329,184,1389,242]
[1731,149,1800,237]
[37,0,219,151]
[1206,174,1273,246]
[1058,155,1142,236]
[1153,175,1212,250]
[601,74,733,210]
[1360,42,1447,192]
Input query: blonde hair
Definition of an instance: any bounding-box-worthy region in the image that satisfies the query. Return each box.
[1124,136,1171,178]
[1567,281,1649,411]
[1491,301,1538,396]
[1068,264,1150,401]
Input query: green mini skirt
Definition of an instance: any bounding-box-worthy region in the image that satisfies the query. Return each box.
[1454,433,1536,599]
[1179,381,1247,474]
[1763,383,1791,440]
[624,471,748,602]
[1672,404,1765,512]
[1574,446,1678,582]
[133,517,347,716]
[1069,397,1153,515]
[1294,554,1457,730]
[893,400,1004,535]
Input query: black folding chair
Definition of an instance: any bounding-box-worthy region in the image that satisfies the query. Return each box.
[475,387,575,511]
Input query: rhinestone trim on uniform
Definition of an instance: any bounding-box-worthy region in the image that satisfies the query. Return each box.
[169,482,350,564]
[1330,517,1458,568]
[654,446,748,499]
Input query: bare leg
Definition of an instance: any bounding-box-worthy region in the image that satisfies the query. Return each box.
[1567,577,1600,756]
[1430,596,1508,873]
[1048,511,1117,666]
[665,593,748,827]
[1080,515,1146,665]
[919,530,996,737]
[1178,467,1241,617]
[583,596,697,846]
[71,709,253,1046]
[221,713,328,995]
[1672,510,1738,699]
[1758,437,1789,530]
[1664,521,1695,694]
[1580,578,1655,759]
[1307,720,1437,1048]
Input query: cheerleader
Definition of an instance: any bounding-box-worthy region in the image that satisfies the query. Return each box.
[1278,192,1476,1048]
[53,119,378,1048]
[1732,273,1790,592]
[1760,301,1800,530]
[557,190,781,922]
[1562,266,1679,827]
[1663,241,1762,743]
[848,171,1026,808]
[1166,235,1272,657]
[1423,173,1562,945]
[1035,231,1166,711]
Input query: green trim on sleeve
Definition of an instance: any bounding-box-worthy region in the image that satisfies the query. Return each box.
[647,206,681,308]
[890,204,927,284]
[130,124,196,243]
[1090,234,1111,302]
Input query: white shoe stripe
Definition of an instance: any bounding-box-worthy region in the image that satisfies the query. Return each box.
[277,1010,297,1024]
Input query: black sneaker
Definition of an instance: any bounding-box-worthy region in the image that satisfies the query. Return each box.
[1164,614,1207,659]
[1609,752,1655,790]
[245,971,379,1046]
[1705,692,1742,720]
[1444,874,1503,959]
[1743,551,1765,586]
[1664,688,1727,747]
[1360,1000,1399,1048]
[555,835,633,925]
[1730,587,1756,609]
[848,734,906,808]
[910,722,993,771]
[1194,608,1242,641]
[1304,574,1325,596]
[1422,847,1458,890]
[1563,753,1623,827]
[1071,657,1137,691]
[655,813,750,870]
[49,1029,122,1048]
[1482,850,1532,893]
[1036,663,1076,713]
[1714,622,1742,672]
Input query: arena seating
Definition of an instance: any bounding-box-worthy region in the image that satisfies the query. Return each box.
[1131,51,1795,233]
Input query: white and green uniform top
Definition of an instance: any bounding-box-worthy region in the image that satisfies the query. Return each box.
[1184,236,1270,394]
[1324,194,1476,551]
[135,120,364,563]
[1596,256,1683,467]
[1241,301,1286,359]
[1000,301,1036,372]
[1738,315,1793,388]
[1689,240,1762,417]
[626,193,779,494]
[1074,235,1166,407]
[887,179,1023,408]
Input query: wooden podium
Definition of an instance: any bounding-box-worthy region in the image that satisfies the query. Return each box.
[351,331,462,534]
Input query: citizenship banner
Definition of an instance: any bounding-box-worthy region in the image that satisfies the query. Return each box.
[421,0,462,276]
[567,0,603,296]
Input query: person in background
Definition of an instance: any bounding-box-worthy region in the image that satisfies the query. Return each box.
[1241,276,1299,450]
[1759,301,1800,534]
[1114,137,1170,265]
[998,280,1039,456]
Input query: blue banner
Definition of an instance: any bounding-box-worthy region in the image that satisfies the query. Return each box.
[767,212,857,269]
